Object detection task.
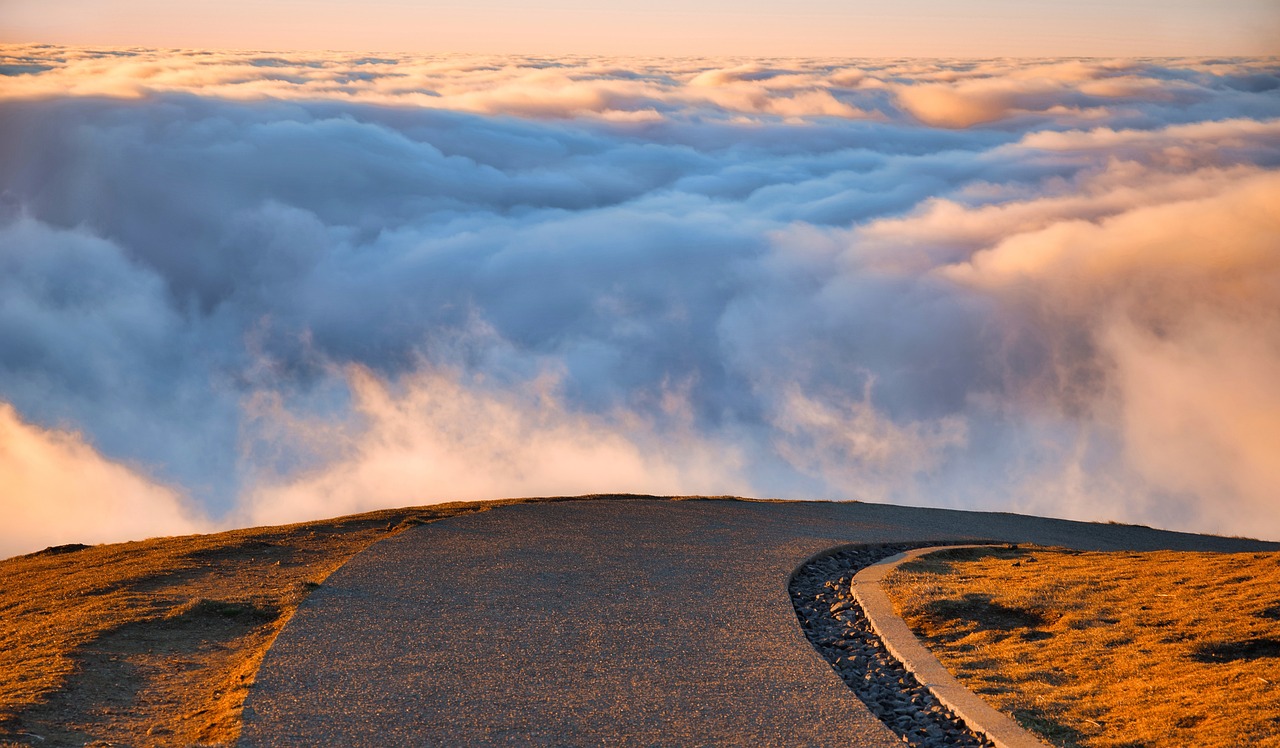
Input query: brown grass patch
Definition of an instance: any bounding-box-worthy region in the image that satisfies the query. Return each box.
[883,546,1280,748]
[0,494,694,746]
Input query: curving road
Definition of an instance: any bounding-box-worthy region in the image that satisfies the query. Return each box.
[239,497,1276,746]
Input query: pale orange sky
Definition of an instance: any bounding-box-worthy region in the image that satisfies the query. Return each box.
[2,0,1278,56]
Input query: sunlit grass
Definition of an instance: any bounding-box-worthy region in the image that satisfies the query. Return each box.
[883,546,1280,747]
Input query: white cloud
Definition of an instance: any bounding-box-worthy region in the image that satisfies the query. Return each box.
[0,403,206,558]
[769,382,968,503]
[237,364,749,526]
[1,45,1279,542]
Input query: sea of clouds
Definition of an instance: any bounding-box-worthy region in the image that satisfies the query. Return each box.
[2,45,1278,555]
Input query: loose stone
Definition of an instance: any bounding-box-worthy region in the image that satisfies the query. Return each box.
[789,545,995,748]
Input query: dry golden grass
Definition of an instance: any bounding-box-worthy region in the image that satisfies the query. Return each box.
[0,494,681,747]
[883,546,1280,748]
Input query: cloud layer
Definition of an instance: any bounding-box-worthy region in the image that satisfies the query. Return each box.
[0,403,202,554]
[2,45,1279,555]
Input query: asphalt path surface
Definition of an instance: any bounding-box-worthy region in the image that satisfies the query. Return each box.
[239,498,1276,746]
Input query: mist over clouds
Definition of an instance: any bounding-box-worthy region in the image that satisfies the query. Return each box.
[2,45,1279,555]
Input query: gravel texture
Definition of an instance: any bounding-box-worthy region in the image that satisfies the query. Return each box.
[241,497,1278,746]
[791,545,996,747]
[241,499,913,747]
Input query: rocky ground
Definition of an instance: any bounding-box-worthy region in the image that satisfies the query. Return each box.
[790,544,997,748]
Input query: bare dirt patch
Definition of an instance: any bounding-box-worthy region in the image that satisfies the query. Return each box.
[0,494,685,747]
[883,546,1280,748]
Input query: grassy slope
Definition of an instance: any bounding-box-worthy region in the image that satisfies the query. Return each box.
[884,546,1280,748]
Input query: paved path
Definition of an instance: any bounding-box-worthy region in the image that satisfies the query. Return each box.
[240,498,1276,746]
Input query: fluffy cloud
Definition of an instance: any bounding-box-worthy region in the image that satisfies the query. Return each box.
[768,383,968,503]
[940,167,1280,531]
[0,403,205,558]
[1,45,1279,554]
[238,364,748,526]
[2,46,1275,125]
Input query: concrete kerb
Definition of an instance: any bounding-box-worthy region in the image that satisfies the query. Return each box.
[852,545,1053,748]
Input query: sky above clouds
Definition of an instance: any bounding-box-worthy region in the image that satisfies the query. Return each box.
[2,1,1279,56]
[0,45,1278,557]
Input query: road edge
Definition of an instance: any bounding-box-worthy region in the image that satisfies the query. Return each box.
[852,545,1052,748]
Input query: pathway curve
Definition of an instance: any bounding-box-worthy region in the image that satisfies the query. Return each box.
[853,546,1050,748]
[240,498,1275,746]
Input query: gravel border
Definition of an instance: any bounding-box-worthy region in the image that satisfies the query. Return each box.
[789,544,996,748]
